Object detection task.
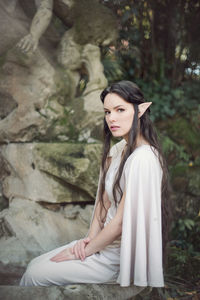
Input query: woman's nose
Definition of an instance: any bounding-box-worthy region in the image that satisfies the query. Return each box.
[108,112,116,122]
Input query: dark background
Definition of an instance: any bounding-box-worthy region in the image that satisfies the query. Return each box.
[100,1,200,299]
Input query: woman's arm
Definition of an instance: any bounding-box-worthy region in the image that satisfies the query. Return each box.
[50,190,115,263]
[71,190,111,260]
[51,158,116,262]
[87,191,111,240]
[84,191,126,257]
[86,157,112,240]
[50,191,125,263]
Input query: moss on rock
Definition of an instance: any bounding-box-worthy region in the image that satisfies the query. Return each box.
[34,142,102,200]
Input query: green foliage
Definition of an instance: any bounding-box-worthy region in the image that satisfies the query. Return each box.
[170,214,200,252]
[103,50,200,121]
[102,50,123,82]
[161,136,190,165]
[135,79,182,121]
[101,1,200,297]
[102,0,200,83]
[165,214,200,296]
[166,117,200,155]
[139,216,200,299]
[103,54,200,121]
[101,0,200,123]
[167,245,200,284]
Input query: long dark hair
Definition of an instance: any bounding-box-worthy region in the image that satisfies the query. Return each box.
[98,80,170,264]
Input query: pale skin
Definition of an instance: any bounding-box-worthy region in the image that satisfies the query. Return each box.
[50,93,152,263]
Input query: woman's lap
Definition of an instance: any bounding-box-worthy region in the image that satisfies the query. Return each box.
[20,240,120,286]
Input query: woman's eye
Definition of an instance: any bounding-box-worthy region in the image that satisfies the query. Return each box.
[117,108,125,112]
[104,111,110,115]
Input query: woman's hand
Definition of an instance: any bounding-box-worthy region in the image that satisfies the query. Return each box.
[50,237,91,263]
[71,237,91,261]
[50,247,76,263]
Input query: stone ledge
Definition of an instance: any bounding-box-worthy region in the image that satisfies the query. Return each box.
[0,284,149,300]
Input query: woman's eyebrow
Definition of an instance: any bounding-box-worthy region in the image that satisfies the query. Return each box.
[104,105,125,110]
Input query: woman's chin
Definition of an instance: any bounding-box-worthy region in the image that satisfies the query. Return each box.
[111,132,123,138]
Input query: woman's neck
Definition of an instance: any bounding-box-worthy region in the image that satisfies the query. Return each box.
[124,133,150,148]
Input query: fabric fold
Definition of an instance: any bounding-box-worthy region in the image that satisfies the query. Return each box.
[117,145,164,287]
[88,139,164,287]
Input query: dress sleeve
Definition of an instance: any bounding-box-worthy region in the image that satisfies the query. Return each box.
[116,148,164,287]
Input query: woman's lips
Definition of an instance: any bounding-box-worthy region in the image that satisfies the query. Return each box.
[110,126,120,131]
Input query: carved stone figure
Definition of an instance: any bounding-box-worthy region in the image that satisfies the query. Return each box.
[17,0,118,98]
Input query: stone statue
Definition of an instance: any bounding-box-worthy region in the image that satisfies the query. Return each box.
[17,0,118,98]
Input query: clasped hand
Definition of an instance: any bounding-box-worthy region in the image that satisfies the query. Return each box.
[50,237,91,263]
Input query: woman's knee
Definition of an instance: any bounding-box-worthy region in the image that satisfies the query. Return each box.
[20,262,49,286]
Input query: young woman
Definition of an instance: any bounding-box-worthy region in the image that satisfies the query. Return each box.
[20,80,169,287]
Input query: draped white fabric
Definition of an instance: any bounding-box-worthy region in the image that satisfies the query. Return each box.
[116,143,164,287]
[90,139,164,287]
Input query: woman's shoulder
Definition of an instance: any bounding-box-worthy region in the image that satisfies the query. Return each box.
[108,139,126,158]
[126,144,159,165]
[124,145,163,182]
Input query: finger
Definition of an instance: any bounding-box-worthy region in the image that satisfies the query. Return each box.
[83,237,90,244]
[51,252,67,262]
[50,252,62,261]
[74,244,80,260]
[18,38,25,48]
[55,256,71,262]
[77,242,80,257]
[25,43,32,52]
[53,256,66,262]
[69,247,74,255]
[50,249,65,261]
[50,252,60,260]
[80,242,86,260]
[78,242,83,260]
[21,39,29,51]
[33,43,38,52]
[20,42,26,51]
[16,41,22,48]
[50,255,59,261]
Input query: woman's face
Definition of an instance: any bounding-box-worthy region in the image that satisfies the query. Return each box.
[104,93,134,140]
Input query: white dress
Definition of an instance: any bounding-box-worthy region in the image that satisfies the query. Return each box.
[20,140,164,287]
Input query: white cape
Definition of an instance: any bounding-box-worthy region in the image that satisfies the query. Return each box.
[89,140,164,287]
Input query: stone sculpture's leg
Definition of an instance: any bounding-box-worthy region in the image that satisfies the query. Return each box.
[58,29,81,99]
[81,44,107,95]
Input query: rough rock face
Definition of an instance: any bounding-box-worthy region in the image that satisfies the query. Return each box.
[0,285,150,299]
[0,143,101,203]
[0,0,108,144]
[0,48,57,142]
[0,198,93,268]
[0,1,29,55]
[0,142,100,282]
[0,0,118,294]
[0,47,104,143]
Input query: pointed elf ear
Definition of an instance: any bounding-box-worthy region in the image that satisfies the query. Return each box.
[138,102,152,118]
